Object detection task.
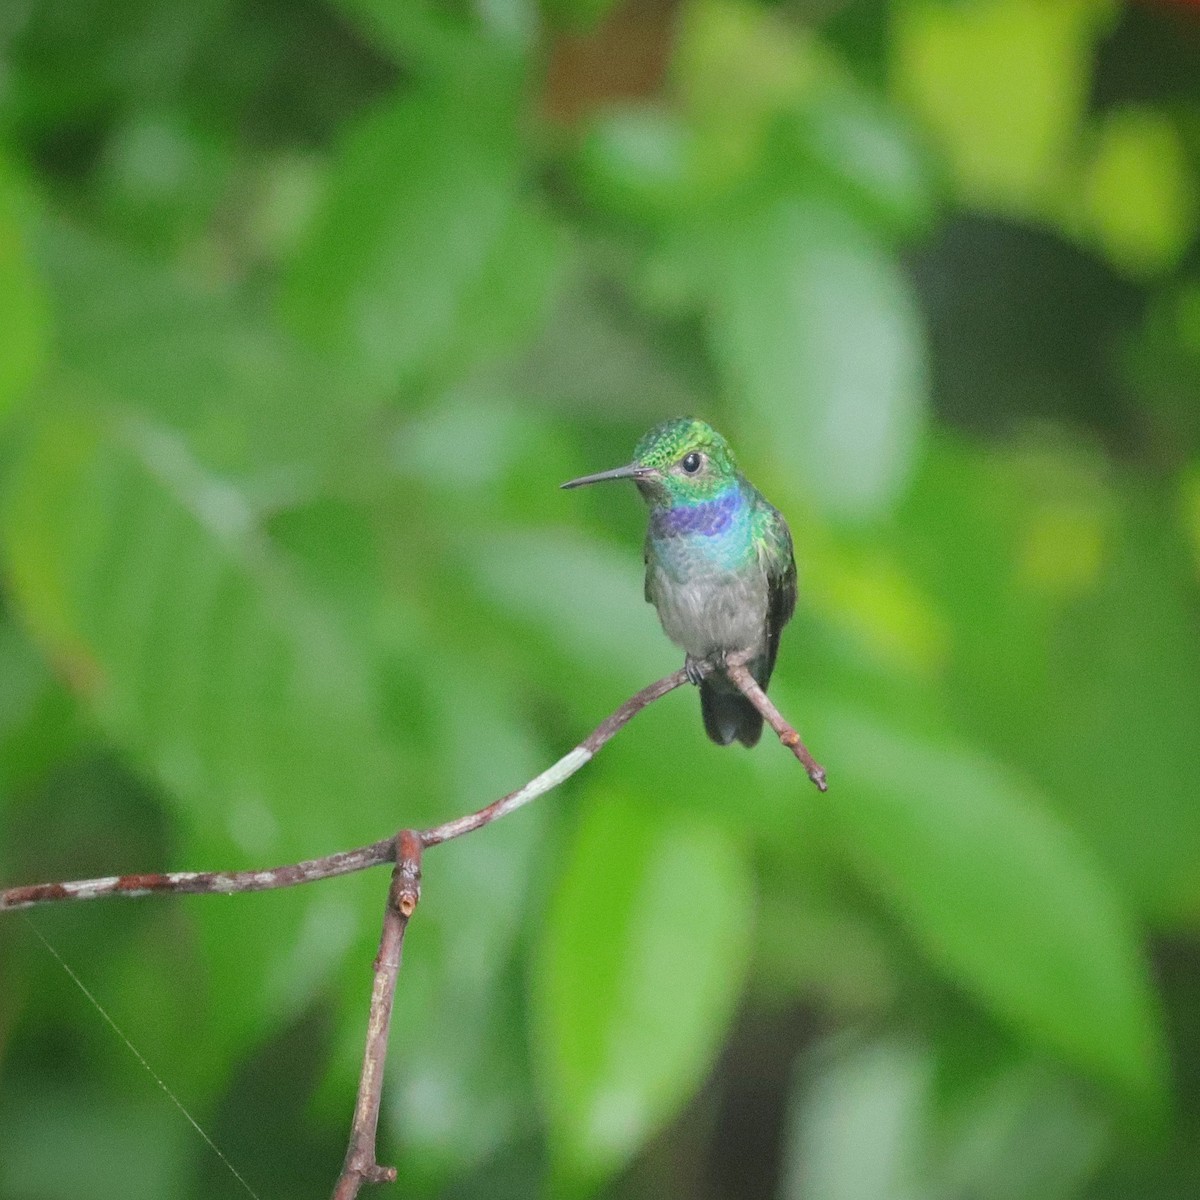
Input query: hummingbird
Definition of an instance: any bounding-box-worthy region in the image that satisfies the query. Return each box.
[562,417,796,748]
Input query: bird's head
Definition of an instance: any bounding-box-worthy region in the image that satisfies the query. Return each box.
[561,418,739,505]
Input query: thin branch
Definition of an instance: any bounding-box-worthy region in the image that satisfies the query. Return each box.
[0,661,826,1199]
[0,669,695,913]
[419,666,691,847]
[0,660,829,914]
[725,658,827,791]
[332,830,422,1200]
[0,839,397,912]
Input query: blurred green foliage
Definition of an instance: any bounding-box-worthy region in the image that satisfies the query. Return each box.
[1,0,1199,1197]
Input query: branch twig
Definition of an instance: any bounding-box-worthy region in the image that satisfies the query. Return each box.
[0,661,825,1198]
[333,830,422,1200]
[725,658,827,791]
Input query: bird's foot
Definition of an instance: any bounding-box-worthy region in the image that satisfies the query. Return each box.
[684,651,727,685]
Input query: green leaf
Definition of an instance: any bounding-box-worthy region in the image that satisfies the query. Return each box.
[2,405,430,1084]
[708,194,928,520]
[1,406,413,855]
[35,222,373,493]
[896,439,1200,923]
[543,0,622,34]
[574,107,698,225]
[935,1059,1108,1200]
[0,1087,190,1200]
[469,527,672,684]
[512,280,699,417]
[781,1037,932,1200]
[673,0,826,189]
[813,702,1166,1104]
[330,0,531,76]
[1030,499,1200,924]
[0,619,83,804]
[282,86,560,388]
[893,0,1111,215]
[781,1037,1108,1200]
[533,793,754,1190]
[788,90,936,241]
[95,110,233,252]
[0,162,47,424]
[1081,106,1196,278]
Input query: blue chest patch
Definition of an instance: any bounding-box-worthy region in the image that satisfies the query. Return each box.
[653,489,741,537]
[650,489,753,577]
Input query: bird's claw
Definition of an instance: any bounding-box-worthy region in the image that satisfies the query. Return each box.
[685,652,727,685]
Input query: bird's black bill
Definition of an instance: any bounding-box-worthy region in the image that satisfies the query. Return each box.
[559,463,649,489]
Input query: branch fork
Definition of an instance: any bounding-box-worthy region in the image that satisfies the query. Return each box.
[0,664,825,1198]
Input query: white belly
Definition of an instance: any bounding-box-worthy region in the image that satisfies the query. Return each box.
[649,566,770,660]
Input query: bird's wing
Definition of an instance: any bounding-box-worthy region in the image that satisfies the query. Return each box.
[762,509,797,685]
[643,532,653,604]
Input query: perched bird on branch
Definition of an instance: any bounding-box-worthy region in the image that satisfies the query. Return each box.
[562,417,796,748]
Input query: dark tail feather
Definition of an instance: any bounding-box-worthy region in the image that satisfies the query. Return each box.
[700,677,763,748]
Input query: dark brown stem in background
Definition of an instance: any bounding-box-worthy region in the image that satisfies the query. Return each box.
[332,830,422,1200]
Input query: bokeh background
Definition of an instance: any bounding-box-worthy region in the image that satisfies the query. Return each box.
[1,0,1199,1197]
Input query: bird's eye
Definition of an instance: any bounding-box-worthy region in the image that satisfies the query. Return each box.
[682,451,702,474]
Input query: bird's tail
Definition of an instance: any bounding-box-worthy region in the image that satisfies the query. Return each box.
[699,674,764,748]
